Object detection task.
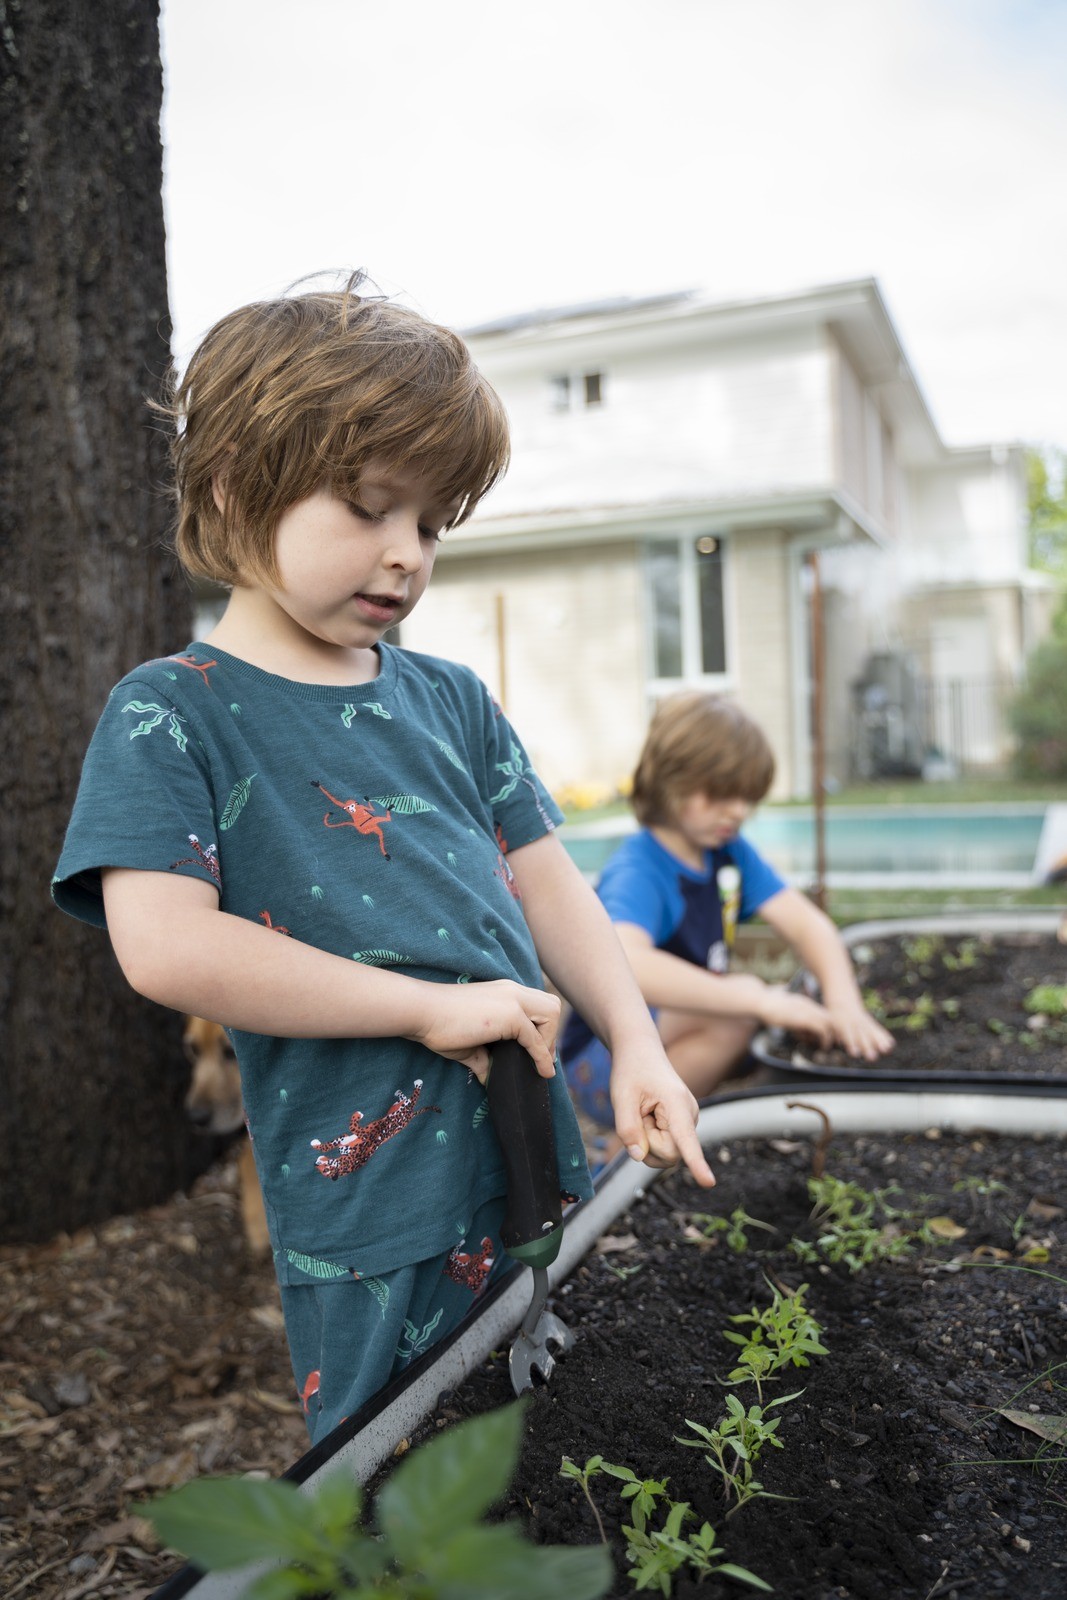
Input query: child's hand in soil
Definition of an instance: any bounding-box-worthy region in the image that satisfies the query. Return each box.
[609,1044,716,1189]
[826,1001,895,1061]
[757,986,836,1045]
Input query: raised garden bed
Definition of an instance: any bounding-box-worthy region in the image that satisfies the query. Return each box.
[753,913,1066,1085]
[404,1104,1067,1599]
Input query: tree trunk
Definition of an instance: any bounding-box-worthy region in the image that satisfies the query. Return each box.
[0,0,215,1242]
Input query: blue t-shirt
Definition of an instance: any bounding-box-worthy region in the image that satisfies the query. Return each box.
[560,827,785,1062]
[53,642,593,1282]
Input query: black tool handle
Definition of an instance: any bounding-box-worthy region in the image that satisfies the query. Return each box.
[485,1037,563,1268]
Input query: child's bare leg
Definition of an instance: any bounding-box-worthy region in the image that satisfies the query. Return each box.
[657,1007,757,1099]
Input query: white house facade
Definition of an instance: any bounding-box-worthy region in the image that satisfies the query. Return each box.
[394,280,1054,797]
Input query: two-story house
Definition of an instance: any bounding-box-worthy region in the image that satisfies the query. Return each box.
[393,280,1057,796]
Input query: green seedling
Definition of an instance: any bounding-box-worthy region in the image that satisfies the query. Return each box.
[561,1457,770,1594]
[142,1401,611,1600]
[793,1174,922,1272]
[689,1206,777,1253]
[676,1392,801,1516]
[1023,983,1067,1016]
[952,1176,1007,1197]
[942,938,981,971]
[559,1455,608,1543]
[620,1497,771,1595]
[901,933,942,970]
[723,1280,828,1394]
[599,1463,673,1527]
[602,1259,644,1282]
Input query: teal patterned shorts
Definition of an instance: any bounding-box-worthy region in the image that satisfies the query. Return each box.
[280,1195,508,1443]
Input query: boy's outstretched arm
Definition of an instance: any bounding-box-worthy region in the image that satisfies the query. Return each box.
[760,886,895,1061]
[100,868,560,1083]
[507,834,715,1189]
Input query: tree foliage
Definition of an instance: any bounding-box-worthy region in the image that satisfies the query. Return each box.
[1026,446,1067,576]
[1009,592,1067,779]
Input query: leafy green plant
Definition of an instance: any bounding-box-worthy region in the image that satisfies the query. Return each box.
[675,1393,801,1516]
[1024,983,1067,1017]
[792,1174,923,1272]
[620,1495,770,1595]
[899,992,936,1032]
[941,938,981,971]
[141,1402,611,1600]
[723,1280,828,1393]
[559,1455,608,1543]
[901,934,942,970]
[559,1457,770,1595]
[688,1206,777,1253]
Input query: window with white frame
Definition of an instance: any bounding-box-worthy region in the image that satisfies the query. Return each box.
[548,370,606,411]
[645,534,728,684]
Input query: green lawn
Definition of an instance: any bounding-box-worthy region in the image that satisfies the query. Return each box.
[559,778,1065,827]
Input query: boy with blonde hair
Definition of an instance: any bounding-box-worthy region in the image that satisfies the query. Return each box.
[53,279,713,1440]
[562,691,893,1128]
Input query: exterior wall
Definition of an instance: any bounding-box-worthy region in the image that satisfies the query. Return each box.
[900,585,1022,682]
[902,451,1028,586]
[834,339,867,509]
[402,542,649,794]
[831,333,900,537]
[729,529,796,798]
[473,325,837,516]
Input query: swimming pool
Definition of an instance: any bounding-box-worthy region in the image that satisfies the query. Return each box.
[560,803,1058,888]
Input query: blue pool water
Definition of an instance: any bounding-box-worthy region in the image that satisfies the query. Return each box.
[561,805,1050,887]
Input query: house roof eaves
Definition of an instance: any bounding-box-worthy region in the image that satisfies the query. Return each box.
[442,488,886,559]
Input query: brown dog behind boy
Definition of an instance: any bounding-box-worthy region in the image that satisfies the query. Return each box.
[183,1015,270,1256]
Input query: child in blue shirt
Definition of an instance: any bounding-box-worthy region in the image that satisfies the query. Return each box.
[52,279,713,1441]
[562,692,893,1131]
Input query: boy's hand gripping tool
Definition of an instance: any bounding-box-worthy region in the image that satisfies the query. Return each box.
[485,1037,574,1394]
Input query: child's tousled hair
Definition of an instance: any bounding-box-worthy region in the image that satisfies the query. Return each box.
[631,691,775,825]
[161,273,511,586]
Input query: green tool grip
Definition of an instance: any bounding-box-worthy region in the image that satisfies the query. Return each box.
[485,1038,564,1272]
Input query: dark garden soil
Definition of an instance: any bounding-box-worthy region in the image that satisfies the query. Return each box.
[412,1123,1067,1600]
[769,932,1067,1079]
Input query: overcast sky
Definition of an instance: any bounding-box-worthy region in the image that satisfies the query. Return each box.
[160,0,1067,453]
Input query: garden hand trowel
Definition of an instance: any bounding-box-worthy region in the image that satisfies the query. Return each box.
[486,1037,574,1394]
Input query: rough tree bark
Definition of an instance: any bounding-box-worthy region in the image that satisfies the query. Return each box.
[0,0,216,1242]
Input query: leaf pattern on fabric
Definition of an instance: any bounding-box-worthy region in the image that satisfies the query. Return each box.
[286,1249,348,1280]
[489,742,526,804]
[219,774,256,830]
[472,1098,489,1129]
[371,793,438,815]
[366,702,392,719]
[121,700,188,752]
[355,1276,390,1318]
[397,1307,444,1360]
[432,737,468,773]
[341,704,358,728]
[350,949,408,966]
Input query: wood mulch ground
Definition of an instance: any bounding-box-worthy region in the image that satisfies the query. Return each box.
[0,1149,306,1600]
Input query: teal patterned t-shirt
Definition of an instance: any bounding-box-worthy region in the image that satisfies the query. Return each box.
[52,642,593,1281]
